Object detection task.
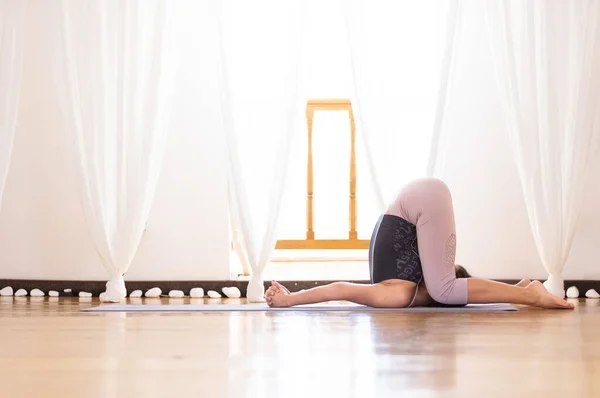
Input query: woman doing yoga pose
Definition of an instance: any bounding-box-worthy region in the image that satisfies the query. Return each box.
[266,178,574,310]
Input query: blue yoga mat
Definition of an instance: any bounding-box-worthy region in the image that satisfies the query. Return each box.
[82,303,517,312]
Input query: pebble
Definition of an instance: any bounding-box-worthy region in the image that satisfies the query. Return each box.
[222,287,241,298]
[169,290,185,298]
[145,287,162,298]
[0,287,13,296]
[585,289,600,299]
[566,286,579,298]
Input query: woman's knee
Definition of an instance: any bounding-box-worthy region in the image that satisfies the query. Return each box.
[427,277,468,306]
[402,178,452,205]
[414,178,450,196]
[388,178,453,219]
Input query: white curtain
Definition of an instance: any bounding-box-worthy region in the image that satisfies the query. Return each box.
[343,0,460,211]
[217,0,306,302]
[0,0,25,212]
[59,0,182,301]
[486,0,600,297]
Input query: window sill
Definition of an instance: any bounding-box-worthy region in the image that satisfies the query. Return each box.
[237,259,369,281]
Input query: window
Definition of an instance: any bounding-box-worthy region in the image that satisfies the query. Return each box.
[274,0,378,261]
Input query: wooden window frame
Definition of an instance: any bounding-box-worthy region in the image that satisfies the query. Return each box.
[276,99,370,250]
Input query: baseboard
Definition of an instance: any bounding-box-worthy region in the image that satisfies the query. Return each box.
[0,279,597,298]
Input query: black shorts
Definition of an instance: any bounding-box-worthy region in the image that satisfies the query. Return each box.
[368,214,423,285]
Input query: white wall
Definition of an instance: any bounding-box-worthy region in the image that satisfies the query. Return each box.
[0,0,231,281]
[0,0,598,282]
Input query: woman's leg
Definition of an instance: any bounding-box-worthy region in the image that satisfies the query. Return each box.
[388,178,573,309]
[516,279,531,287]
[265,280,415,308]
[388,178,467,304]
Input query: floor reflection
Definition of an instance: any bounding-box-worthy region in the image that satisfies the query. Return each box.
[0,297,597,398]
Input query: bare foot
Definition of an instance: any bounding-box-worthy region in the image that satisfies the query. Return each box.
[516,279,532,287]
[265,281,293,307]
[526,280,574,309]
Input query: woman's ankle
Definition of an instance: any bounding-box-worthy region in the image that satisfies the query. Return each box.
[522,284,539,306]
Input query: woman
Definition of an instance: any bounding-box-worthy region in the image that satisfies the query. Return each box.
[266,178,573,310]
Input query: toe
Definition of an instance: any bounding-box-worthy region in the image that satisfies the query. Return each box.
[566,301,575,309]
[559,298,573,309]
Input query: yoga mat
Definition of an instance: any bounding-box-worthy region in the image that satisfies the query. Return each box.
[82,303,517,312]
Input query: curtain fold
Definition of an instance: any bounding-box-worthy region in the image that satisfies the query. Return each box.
[59,0,182,301]
[486,0,600,297]
[0,0,25,212]
[426,0,462,177]
[216,0,306,302]
[343,0,459,212]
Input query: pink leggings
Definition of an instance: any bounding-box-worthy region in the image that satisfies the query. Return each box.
[387,178,468,305]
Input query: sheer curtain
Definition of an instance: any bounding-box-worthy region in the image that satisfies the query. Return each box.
[0,0,25,212]
[59,0,182,301]
[486,0,600,297]
[217,0,306,302]
[343,0,458,212]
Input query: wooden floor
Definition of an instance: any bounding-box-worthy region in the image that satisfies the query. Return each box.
[0,297,598,398]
